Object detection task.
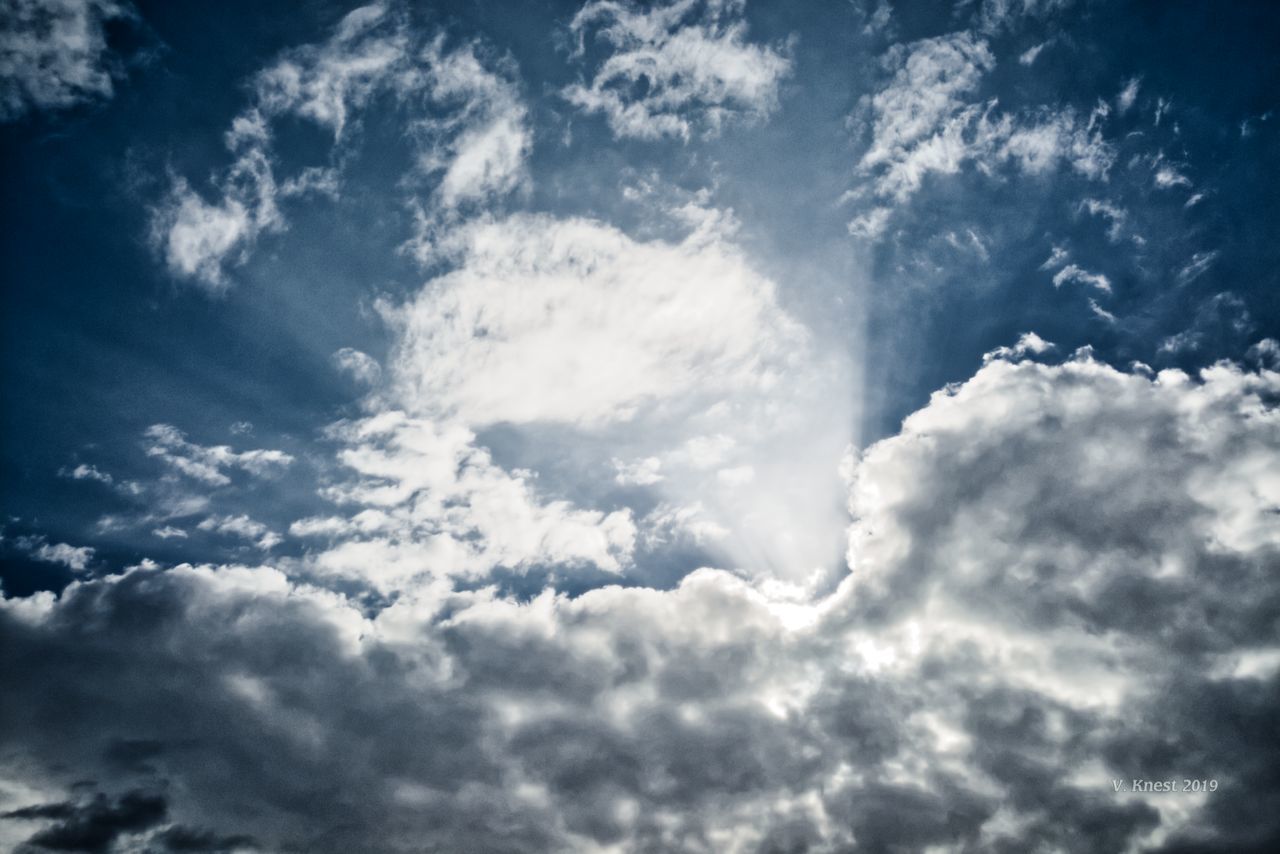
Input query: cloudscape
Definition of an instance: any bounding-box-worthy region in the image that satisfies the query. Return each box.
[1,1,1278,851]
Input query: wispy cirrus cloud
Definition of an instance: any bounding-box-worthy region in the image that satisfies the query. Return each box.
[0,0,135,121]
[563,0,792,140]
[848,30,1115,235]
[152,2,532,287]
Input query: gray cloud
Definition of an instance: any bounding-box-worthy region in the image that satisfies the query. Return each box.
[3,352,1277,851]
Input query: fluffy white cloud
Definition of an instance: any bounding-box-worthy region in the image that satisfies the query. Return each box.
[400,39,531,263]
[409,39,529,208]
[563,0,791,140]
[59,463,113,484]
[152,3,532,286]
[197,514,282,550]
[332,347,382,384]
[31,541,94,571]
[252,2,405,139]
[850,30,1115,235]
[981,330,1054,363]
[385,213,805,428]
[295,413,636,592]
[150,2,403,289]
[860,32,994,180]
[143,424,293,487]
[0,0,132,121]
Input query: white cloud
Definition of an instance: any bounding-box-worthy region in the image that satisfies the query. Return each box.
[847,205,893,240]
[1177,249,1219,285]
[975,0,1075,33]
[305,413,637,591]
[1039,244,1069,269]
[1018,40,1048,65]
[1155,165,1192,189]
[143,424,293,486]
[30,541,94,571]
[851,31,1115,233]
[563,0,792,140]
[252,4,405,137]
[197,514,282,550]
[981,331,1054,363]
[1088,297,1118,324]
[400,39,531,263]
[843,355,1280,610]
[1080,197,1127,242]
[153,179,259,290]
[384,213,806,428]
[151,6,405,288]
[332,347,382,385]
[716,464,755,486]
[408,39,529,208]
[152,526,188,540]
[60,463,113,485]
[153,4,532,286]
[1116,76,1140,113]
[613,456,664,485]
[1052,262,1111,293]
[860,31,994,180]
[0,0,133,121]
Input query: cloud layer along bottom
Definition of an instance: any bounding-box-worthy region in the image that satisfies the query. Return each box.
[3,351,1277,853]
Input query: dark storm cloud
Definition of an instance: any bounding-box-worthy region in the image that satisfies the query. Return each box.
[5,790,167,853]
[3,353,1278,851]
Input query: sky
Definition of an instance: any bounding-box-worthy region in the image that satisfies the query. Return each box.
[0,0,1278,851]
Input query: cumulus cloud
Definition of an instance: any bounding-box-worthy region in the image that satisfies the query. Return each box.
[143,423,293,487]
[981,330,1054,363]
[0,0,133,121]
[21,539,95,571]
[197,514,282,551]
[296,413,637,592]
[3,353,1278,851]
[384,212,805,428]
[563,0,792,140]
[331,347,382,385]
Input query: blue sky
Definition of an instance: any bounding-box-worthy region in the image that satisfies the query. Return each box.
[1,1,1279,851]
